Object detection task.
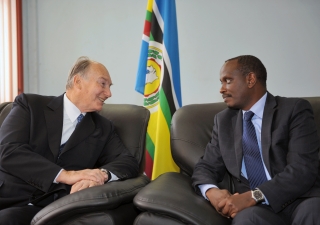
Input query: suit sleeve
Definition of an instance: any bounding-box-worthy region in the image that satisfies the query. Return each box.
[192,114,227,195]
[0,94,62,192]
[259,99,320,213]
[96,123,139,180]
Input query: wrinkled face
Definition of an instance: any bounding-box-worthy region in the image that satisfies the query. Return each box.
[219,60,251,110]
[77,63,112,112]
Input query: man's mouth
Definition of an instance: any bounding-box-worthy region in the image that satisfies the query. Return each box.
[98,97,106,102]
[222,94,231,100]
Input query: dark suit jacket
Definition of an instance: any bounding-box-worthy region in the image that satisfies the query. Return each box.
[192,92,320,213]
[0,93,139,209]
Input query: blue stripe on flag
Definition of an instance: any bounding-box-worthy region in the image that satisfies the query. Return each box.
[155,0,182,107]
[135,40,149,94]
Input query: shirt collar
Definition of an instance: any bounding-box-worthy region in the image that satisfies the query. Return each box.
[63,93,86,123]
[242,92,267,119]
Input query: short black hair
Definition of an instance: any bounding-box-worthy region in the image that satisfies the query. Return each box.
[226,55,267,87]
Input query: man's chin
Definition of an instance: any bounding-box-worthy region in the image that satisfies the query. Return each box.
[96,105,103,111]
[226,103,241,110]
[223,98,231,106]
[93,103,104,112]
[224,101,240,110]
[227,105,239,109]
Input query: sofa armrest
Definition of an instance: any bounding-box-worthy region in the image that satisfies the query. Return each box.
[31,175,150,225]
[133,172,231,225]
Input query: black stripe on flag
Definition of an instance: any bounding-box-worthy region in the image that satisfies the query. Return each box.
[162,61,176,117]
[150,12,163,43]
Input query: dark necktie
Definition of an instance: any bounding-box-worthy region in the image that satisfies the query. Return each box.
[76,114,84,126]
[242,111,267,189]
[58,114,84,159]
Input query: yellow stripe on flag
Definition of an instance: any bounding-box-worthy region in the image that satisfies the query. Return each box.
[148,107,179,180]
[146,0,153,13]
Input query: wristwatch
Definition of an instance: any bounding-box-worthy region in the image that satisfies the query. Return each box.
[100,168,111,182]
[251,188,265,203]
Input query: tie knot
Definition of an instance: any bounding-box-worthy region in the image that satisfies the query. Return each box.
[244,111,254,121]
[77,114,84,124]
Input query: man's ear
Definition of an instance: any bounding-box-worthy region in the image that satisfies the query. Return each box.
[73,74,82,90]
[247,72,257,88]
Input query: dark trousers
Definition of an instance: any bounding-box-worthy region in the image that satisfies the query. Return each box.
[0,205,43,225]
[232,197,320,225]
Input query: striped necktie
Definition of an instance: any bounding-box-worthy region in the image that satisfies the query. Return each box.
[242,111,267,189]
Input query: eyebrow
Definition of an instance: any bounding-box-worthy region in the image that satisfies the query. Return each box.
[98,77,113,86]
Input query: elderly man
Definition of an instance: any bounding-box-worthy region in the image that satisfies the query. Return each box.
[192,55,320,224]
[0,56,139,224]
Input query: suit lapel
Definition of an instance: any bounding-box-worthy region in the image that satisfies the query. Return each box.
[62,113,95,154]
[233,110,243,178]
[261,92,277,176]
[44,95,64,159]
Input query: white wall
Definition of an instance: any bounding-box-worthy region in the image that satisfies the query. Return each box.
[23,0,320,106]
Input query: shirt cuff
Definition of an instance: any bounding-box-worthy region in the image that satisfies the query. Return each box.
[198,184,218,200]
[108,171,119,182]
[53,169,64,183]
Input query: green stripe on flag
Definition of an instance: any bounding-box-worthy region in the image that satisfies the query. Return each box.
[146,133,155,160]
[149,33,154,41]
[146,10,152,22]
[159,88,172,129]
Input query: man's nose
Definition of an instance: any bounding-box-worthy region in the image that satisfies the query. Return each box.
[220,84,226,94]
[105,88,112,98]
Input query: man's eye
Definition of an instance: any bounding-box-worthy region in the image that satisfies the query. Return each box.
[226,79,231,84]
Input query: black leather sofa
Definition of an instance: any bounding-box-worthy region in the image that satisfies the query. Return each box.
[0,102,150,225]
[133,97,320,225]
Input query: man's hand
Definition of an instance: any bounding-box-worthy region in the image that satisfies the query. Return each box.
[56,169,108,185]
[217,191,256,218]
[206,188,232,218]
[70,179,103,194]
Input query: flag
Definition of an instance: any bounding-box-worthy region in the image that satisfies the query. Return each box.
[135,0,182,180]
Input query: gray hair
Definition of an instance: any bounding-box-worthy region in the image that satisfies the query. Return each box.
[66,56,93,89]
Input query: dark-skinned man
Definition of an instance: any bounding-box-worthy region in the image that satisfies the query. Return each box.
[192,55,320,225]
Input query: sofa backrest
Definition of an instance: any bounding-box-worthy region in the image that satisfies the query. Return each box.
[170,97,320,177]
[170,102,227,176]
[0,102,150,173]
[0,102,12,126]
[99,104,150,173]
